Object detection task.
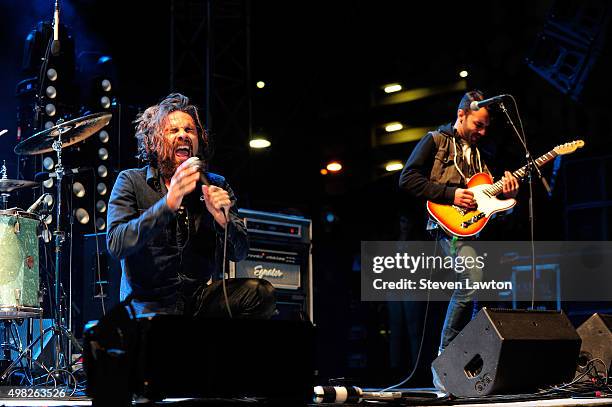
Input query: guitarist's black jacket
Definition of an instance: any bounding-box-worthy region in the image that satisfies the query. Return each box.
[399,123,491,205]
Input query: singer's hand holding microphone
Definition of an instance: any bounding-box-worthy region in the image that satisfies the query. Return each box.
[166,157,232,228]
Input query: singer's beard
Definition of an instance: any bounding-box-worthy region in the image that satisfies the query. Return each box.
[158,158,177,182]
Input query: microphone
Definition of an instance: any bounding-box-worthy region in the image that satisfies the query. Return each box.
[27,193,50,213]
[51,0,60,56]
[470,94,509,111]
[34,166,91,182]
[313,386,402,404]
[186,157,230,217]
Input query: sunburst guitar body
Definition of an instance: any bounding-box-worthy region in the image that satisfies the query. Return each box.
[426,140,585,238]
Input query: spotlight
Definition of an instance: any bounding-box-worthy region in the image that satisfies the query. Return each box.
[326,161,342,172]
[100,96,111,109]
[96,217,106,231]
[385,122,403,132]
[46,85,57,99]
[325,212,336,223]
[45,103,56,117]
[459,70,469,78]
[43,194,54,208]
[96,200,107,213]
[320,169,328,175]
[47,68,57,81]
[249,138,271,149]
[256,81,265,89]
[75,208,90,224]
[385,161,404,172]
[98,147,109,160]
[383,83,402,93]
[43,214,53,225]
[99,130,109,143]
[72,182,86,198]
[43,157,55,170]
[44,121,54,129]
[97,165,108,178]
[97,183,107,196]
[43,178,54,189]
[101,79,112,92]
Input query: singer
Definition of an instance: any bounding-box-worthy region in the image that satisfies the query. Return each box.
[106,93,275,318]
[398,90,519,391]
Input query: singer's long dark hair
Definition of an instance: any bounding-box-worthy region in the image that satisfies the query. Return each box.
[134,93,210,169]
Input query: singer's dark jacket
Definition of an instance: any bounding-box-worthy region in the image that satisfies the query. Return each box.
[106,165,248,306]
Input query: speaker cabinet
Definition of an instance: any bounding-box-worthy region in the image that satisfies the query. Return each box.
[432,308,581,397]
[576,313,612,378]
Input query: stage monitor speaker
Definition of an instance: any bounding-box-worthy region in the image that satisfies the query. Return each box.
[432,308,581,397]
[84,309,315,405]
[576,313,612,378]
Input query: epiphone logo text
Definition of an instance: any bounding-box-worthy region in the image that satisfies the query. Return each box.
[253,265,284,278]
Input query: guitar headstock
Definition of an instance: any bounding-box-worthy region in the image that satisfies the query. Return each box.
[554,140,585,155]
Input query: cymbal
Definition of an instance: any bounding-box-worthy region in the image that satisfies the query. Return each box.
[14,112,112,155]
[0,179,39,193]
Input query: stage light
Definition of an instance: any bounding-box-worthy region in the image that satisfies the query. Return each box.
[385,161,404,172]
[99,130,109,143]
[97,183,107,196]
[43,214,53,225]
[100,96,111,109]
[72,182,86,198]
[44,121,54,129]
[249,138,271,149]
[256,81,265,89]
[45,103,56,117]
[383,83,402,93]
[320,169,328,175]
[43,178,53,189]
[43,194,54,208]
[75,208,90,224]
[101,79,112,92]
[326,161,342,172]
[43,157,55,170]
[325,212,336,223]
[98,147,109,160]
[96,200,107,213]
[97,165,108,178]
[47,68,57,81]
[385,122,403,132]
[46,86,57,99]
[96,217,106,231]
[459,70,469,78]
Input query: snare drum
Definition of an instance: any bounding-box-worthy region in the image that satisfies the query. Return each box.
[0,210,41,318]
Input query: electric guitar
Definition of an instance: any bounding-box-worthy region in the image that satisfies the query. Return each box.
[426,140,585,237]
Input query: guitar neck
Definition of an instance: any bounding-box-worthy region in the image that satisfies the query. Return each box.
[485,149,558,196]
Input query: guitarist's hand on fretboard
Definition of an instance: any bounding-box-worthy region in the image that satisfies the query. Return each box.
[501,171,519,198]
[454,188,477,209]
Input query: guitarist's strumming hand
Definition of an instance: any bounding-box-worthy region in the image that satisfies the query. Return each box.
[502,171,519,198]
[454,188,477,209]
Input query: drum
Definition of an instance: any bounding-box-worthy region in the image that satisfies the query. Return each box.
[0,210,41,318]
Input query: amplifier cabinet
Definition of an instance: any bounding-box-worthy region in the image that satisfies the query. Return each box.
[230,209,313,322]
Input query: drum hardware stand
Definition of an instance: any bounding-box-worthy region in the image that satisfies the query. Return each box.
[46,123,82,378]
[1,160,8,210]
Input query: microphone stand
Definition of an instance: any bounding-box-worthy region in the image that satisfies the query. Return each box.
[499,100,550,310]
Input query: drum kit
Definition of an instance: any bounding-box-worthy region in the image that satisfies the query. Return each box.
[0,112,111,387]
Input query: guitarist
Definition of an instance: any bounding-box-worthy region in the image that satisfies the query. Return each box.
[398,90,519,390]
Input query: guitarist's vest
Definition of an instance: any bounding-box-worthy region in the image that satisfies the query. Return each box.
[429,130,491,193]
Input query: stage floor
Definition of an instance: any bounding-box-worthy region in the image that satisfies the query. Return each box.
[0,395,611,406]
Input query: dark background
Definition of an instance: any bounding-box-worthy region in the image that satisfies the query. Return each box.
[0,0,611,388]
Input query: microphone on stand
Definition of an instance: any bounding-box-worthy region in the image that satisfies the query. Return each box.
[470,94,510,111]
[51,0,60,56]
[27,193,51,214]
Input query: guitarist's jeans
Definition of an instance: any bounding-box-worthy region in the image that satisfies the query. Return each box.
[437,235,484,354]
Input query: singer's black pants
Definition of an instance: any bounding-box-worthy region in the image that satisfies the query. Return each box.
[127,278,276,319]
[191,278,276,319]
